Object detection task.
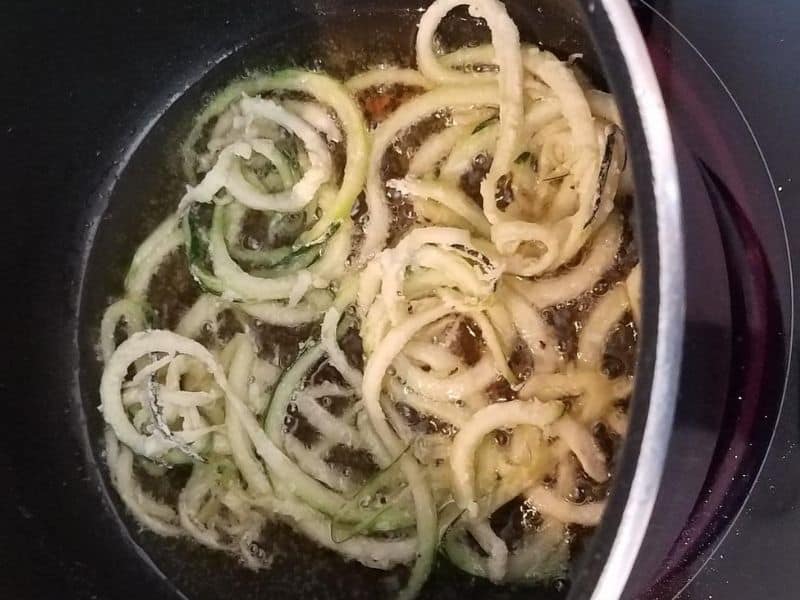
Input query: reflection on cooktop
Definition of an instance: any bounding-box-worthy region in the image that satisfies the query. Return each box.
[634,1,797,599]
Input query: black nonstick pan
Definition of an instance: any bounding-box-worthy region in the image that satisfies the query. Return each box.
[0,1,731,598]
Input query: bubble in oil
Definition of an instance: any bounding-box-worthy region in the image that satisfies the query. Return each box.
[493,430,510,446]
[243,235,262,250]
[283,415,297,434]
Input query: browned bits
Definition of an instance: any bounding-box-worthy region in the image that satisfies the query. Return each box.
[486,377,517,402]
[357,84,425,127]
[443,317,483,366]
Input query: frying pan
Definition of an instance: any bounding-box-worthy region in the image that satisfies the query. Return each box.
[0,1,730,598]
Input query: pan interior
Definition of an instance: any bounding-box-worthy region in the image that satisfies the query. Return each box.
[77,3,625,599]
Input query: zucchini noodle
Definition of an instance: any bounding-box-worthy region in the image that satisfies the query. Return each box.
[511,213,623,307]
[97,1,639,596]
[320,307,363,389]
[345,67,433,92]
[627,263,642,326]
[358,83,499,263]
[407,110,494,176]
[438,122,500,182]
[393,353,498,402]
[450,399,563,517]
[528,485,606,527]
[207,204,309,301]
[104,429,183,537]
[387,178,492,238]
[282,99,343,143]
[237,289,333,326]
[578,284,630,369]
[100,298,147,361]
[125,215,184,299]
[550,415,608,483]
[469,519,509,581]
[500,281,561,373]
[227,335,273,495]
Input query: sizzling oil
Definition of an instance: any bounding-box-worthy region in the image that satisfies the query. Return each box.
[85,6,635,600]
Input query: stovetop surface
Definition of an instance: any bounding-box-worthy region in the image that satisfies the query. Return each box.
[1,1,798,599]
[640,1,800,598]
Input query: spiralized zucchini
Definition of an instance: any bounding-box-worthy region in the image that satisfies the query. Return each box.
[98,0,639,597]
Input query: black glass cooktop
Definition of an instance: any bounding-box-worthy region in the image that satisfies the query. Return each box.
[1,1,797,599]
[636,1,799,599]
